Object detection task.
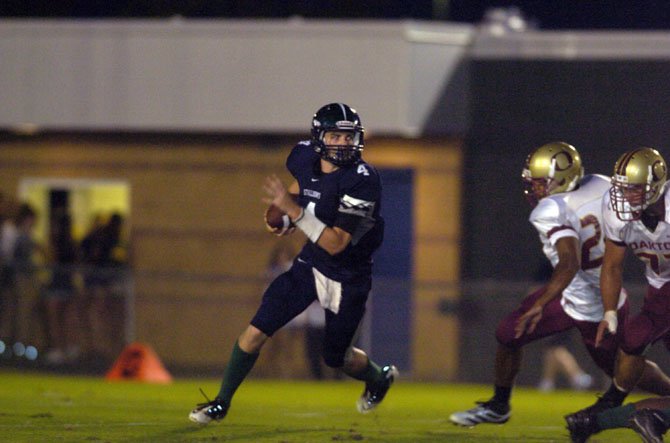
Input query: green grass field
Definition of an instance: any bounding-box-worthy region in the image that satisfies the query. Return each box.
[0,369,649,442]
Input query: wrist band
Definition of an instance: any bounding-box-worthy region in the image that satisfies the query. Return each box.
[603,310,618,334]
[294,209,326,243]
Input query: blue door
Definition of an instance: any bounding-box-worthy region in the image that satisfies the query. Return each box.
[369,168,414,371]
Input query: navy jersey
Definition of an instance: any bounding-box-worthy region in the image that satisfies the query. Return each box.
[287,140,384,282]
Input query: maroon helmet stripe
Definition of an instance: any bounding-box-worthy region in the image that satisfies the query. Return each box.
[616,149,643,175]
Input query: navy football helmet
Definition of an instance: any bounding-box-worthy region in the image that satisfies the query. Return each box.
[311,103,364,167]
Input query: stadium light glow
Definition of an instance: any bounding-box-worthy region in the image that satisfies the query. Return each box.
[24,346,38,361]
[12,342,26,357]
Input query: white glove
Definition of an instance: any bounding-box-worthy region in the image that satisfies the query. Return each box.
[603,310,618,334]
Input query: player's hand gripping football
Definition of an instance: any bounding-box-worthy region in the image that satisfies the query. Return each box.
[514,304,543,339]
[262,174,302,221]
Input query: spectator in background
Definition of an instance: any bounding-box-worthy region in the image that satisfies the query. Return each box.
[78,213,104,358]
[42,209,79,365]
[0,195,19,345]
[12,203,41,352]
[79,212,127,360]
[99,212,128,355]
[537,332,593,392]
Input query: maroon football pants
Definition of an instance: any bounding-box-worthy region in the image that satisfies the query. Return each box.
[495,285,628,376]
[620,281,670,356]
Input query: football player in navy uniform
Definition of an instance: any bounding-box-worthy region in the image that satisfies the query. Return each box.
[189,103,398,425]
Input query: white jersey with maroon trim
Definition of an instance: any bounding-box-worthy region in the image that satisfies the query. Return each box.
[530,174,626,321]
[603,182,670,289]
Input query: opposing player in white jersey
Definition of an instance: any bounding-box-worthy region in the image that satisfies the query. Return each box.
[566,147,670,442]
[450,142,670,428]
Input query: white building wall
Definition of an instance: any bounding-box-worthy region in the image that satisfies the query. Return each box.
[0,19,473,136]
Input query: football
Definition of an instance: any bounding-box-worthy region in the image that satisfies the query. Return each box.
[264,194,299,233]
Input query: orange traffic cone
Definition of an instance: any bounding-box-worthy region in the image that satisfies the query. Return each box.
[105,342,172,383]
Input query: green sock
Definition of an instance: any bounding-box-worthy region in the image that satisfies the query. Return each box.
[216,341,259,406]
[350,359,383,385]
[597,403,635,430]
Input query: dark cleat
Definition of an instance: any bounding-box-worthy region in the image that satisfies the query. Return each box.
[565,410,600,443]
[629,408,670,443]
[356,365,399,413]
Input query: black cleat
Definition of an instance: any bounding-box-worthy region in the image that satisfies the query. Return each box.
[189,392,228,425]
[565,410,600,443]
[356,365,399,413]
[629,408,670,443]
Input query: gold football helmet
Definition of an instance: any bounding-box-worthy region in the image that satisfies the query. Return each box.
[522,141,584,207]
[610,147,667,221]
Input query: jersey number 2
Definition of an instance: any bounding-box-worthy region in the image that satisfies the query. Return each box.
[580,214,603,271]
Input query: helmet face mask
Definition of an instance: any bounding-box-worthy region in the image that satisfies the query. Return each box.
[610,148,667,221]
[320,130,362,165]
[311,103,364,167]
[522,176,556,207]
[522,142,584,207]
